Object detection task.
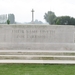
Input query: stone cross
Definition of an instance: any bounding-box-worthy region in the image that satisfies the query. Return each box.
[31,9,34,24]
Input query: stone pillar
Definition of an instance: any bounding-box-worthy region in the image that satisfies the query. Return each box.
[31,9,34,24]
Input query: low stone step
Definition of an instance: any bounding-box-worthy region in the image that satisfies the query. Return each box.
[0,55,75,60]
[0,60,75,64]
[0,50,75,56]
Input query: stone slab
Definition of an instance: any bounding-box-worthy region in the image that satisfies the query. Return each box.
[0,60,75,64]
[0,25,75,50]
[0,25,74,43]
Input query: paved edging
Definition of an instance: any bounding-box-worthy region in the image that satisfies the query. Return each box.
[0,60,75,64]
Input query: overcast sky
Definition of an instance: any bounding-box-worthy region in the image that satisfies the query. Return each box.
[0,0,75,23]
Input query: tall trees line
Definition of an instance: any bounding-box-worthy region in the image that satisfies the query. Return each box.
[44,11,75,25]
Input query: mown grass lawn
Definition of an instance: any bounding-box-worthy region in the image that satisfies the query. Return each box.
[0,64,75,75]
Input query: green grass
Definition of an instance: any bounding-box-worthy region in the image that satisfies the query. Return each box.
[0,64,75,75]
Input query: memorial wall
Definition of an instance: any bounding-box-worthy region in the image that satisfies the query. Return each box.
[0,25,74,43]
[0,25,75,50]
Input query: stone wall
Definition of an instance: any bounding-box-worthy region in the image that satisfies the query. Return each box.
[0,25,74,43]
[0,25,75,50]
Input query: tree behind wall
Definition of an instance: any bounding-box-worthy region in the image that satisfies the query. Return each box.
[7,19,10,24]
[44,11,56,25]
[54,16,75,25]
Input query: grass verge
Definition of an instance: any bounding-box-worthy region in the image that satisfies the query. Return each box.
[0,64,75,75]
